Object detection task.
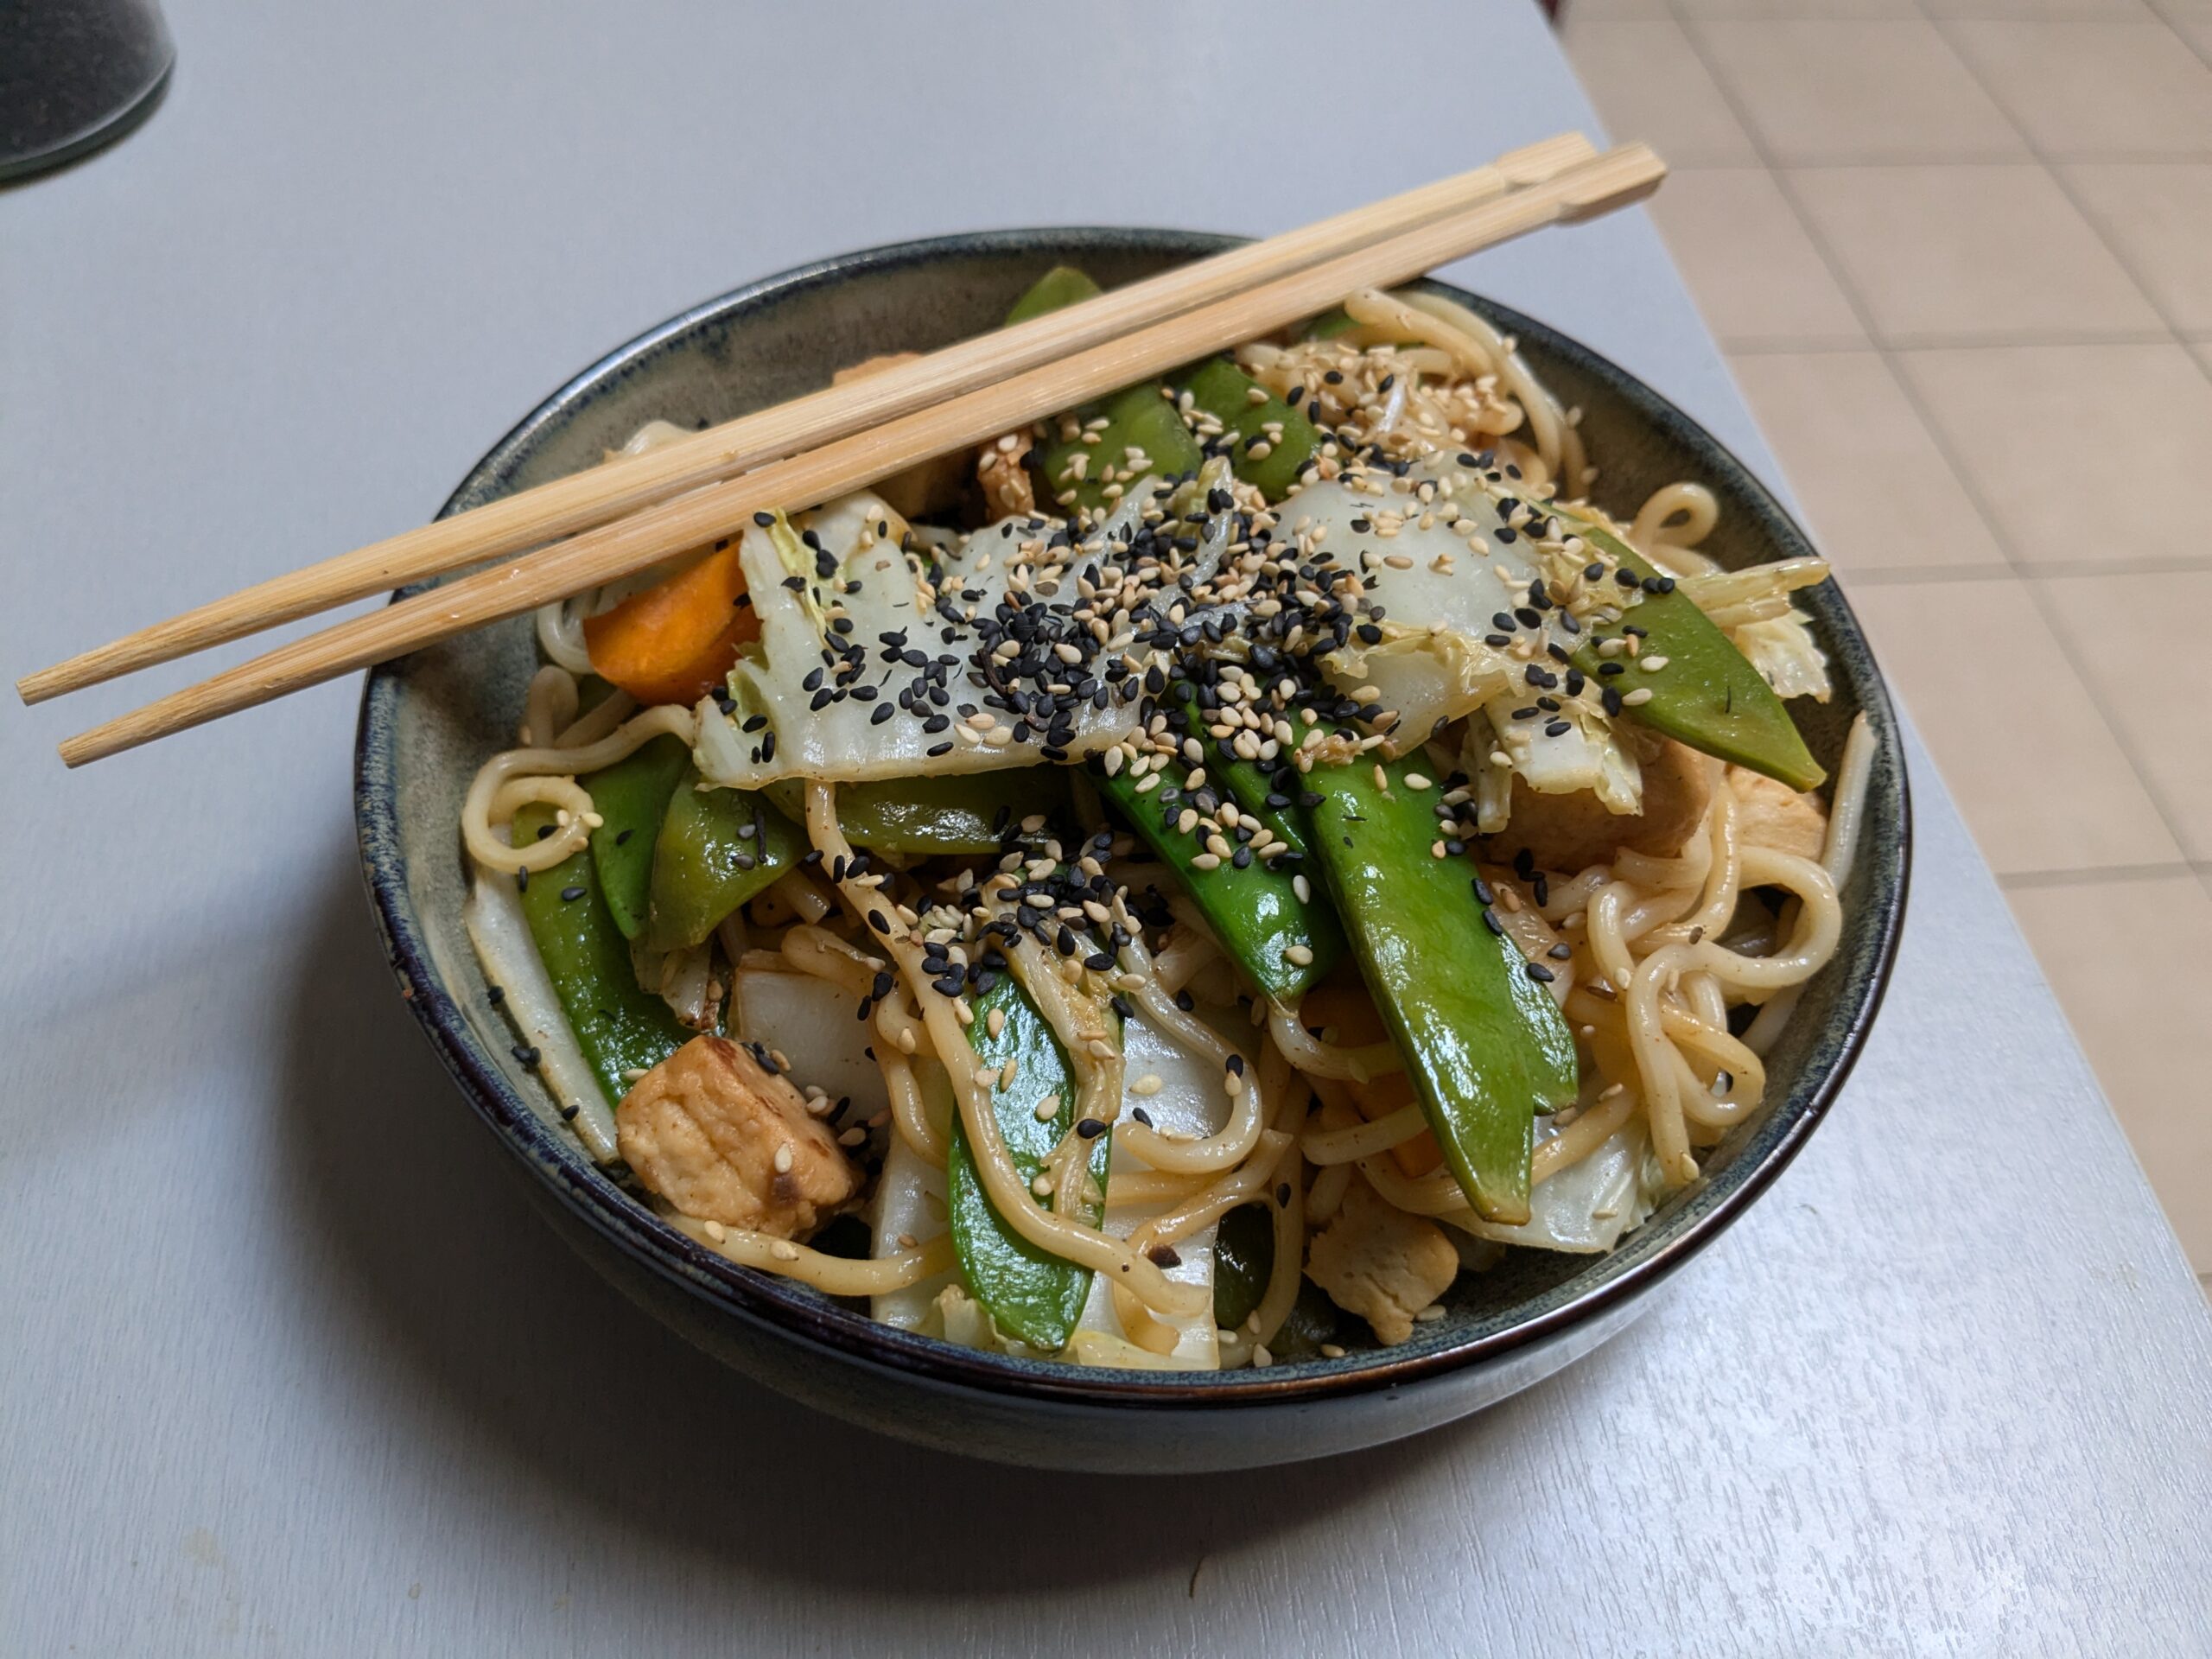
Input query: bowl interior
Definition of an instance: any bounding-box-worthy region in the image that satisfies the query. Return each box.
[357,229,1908,1407]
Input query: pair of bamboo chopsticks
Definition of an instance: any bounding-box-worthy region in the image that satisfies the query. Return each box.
[24,133,1666,766]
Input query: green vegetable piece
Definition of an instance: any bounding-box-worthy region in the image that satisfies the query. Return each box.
[584,734,689,939]
[1173,357,1322,501]
[1094,755,1343,1003]
[641,768,806,952]
[946,976,1110,1351]
[1570,522,1826,793]
[1005,264,1102,326]
[1306,753,1578,1224]
[1297,306,1426,346]
[1166,688,1313,861]
[760,769,1065,856]
[511,802,689,1109]
[1005,270,1204,518]
[1036,380,1204,518]
[1211,1202,1274,1332]
[1268,1278,1359,1363]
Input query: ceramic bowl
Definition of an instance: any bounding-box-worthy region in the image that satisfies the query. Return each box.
[356,229,1910,1472]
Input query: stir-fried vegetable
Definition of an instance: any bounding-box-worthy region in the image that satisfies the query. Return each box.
[1567,521,1826,792]
[1306,756,1578,1224]
[584,734,690,939]
[946,977,1110,1350]
[641,769,804,952]
[762,770,1064,856]
[1211,1201,1274,1332]
[1004,264,1102,326]
[512,802,690,1109]
[1095,754,1341,1003]
[1172,357,1322,500]
[1004,267,1205,518]
[583,542,759,706]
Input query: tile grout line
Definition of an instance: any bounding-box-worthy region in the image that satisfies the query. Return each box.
[2149,0,2212,74]
[1999,861,2203,891]
[1662,0,2208,872]
[1818,554,2212,585]
[1920,8,2212,396]
[1723,328,2183,354]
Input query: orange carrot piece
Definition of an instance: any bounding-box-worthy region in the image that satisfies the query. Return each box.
[583,544,759,707]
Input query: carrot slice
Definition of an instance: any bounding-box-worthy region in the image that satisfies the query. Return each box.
[582,543,760,707]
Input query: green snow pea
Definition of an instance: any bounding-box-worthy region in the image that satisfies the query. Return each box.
[1005,264,1101,326]
[584,734,690,940]
[1568,521,1825,793]
[1172,357,1322,501]
[1094,754,1343,1004]
[512,802,689,1110]
[760,769,1065,856]
[1211,1201,1274,1332]
[640,768,806,953]
[1306,753,1578,1224]
[946,976,1111,1351]
[1005,269,1203,518]
[1036,380,1204,518]
[1164,686,1316,861]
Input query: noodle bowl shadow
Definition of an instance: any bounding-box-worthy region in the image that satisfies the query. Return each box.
[275,855,1440,1584]
[355,230,1910,1473]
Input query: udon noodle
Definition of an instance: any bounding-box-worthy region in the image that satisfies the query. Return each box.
[458,276,1859,1368]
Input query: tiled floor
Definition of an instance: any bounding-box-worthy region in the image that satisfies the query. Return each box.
[1561,0,2212,1281]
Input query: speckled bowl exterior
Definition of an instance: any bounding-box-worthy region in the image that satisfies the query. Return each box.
[356,230,1910,1472]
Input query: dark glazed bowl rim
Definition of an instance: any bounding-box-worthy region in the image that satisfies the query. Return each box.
[357,227,1910,1411]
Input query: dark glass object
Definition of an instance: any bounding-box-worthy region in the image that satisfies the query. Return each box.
[0,0,173,183]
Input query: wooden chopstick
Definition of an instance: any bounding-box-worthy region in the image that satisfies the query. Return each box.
[18,132,1601,707]
[54,142,1665,767]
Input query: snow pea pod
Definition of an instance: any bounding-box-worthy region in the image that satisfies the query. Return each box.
[1036,380,1203,518]
[512,802,689,1110]
[946,976,1111,1351]
[1094,755,1342,1004]
[585,734,690,939]
[1173,357,1322,501]
[1166,686,1315,861]
[1006,269,1204,518]
[1005,264,1100,326]
[1568,521,1825,793]
[640,768,805,953]
[760,769,1065,856]
[1211,1201,1274,1332]
[1306,754,1578,1224]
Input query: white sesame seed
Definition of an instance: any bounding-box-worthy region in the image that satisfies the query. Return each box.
[1285,944,1315,967]
[772,1143,795,1175]
[1133,1074,1163,1096]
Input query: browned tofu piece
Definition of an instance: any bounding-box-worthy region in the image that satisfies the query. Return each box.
[1306,1179,1460,1346]
[976,430,1036,519]
[829,353,967,519]
[616,1035,859,1238]
[1484,735,1714,874]
[1726,766,1828,861]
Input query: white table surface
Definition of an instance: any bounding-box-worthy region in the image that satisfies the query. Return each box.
[4,2,2208,1653]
